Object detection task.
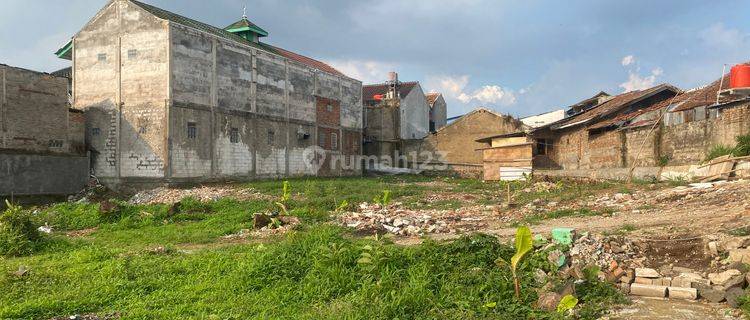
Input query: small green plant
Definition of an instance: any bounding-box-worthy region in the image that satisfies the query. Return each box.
[0,200,43,257]
[280,180,291,202]
[373,189,391,206]
[735,134,750,156]
[557,294,578,314]
[334,200,349,213]
[495,225,533,299]
[657,155,670,167]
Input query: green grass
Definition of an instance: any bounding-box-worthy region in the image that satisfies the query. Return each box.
[514,208,608,226]
[0,175,633,319]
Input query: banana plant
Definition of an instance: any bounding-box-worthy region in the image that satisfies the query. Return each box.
[496,226,533,299]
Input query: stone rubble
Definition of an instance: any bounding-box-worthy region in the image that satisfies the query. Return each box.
[128,185,272,205]
[336,202,500,236]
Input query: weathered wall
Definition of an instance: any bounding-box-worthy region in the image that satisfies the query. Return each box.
[587,130,624,169]
[430,95,448,131]
[0,154,89,196]
[74,1,169,181]
[405,109,525,165]
[72,0,362,186]
[400,84,429,140]
[0,65,75,154]
[540,103,750,174]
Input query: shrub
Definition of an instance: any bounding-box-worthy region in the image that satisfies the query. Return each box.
[0,201,42,256]
[735,134,750,157]
[705,144,734,161]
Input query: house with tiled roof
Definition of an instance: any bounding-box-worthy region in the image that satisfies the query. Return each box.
[56,0,363,187]
[362,73,432,160]
[530,84,680,170]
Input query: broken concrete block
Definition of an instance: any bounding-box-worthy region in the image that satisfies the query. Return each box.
[694,283,726,303]
[726,287,745,308]
[708,269,742,286]
[633,277,657,284]
[634,277,656,285]
[551,228,575,245]
[619,282,631,294]
[630,284,667,298]
[657,277,672,286]
[536,291,561,311]
[728,249,750,264]
[720,237,750,252]
[668,287,698,300]
[635,268,660,278]
[710,241,721,256]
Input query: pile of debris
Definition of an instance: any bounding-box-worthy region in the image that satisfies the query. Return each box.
[129,186,272,205]
[337,202,500,236]
[542,227,750,308]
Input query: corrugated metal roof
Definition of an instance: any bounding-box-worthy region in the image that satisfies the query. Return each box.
[552,83,680,130]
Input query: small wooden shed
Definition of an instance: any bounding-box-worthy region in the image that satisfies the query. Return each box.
[475,132,533,181]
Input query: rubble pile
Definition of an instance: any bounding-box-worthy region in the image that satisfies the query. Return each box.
[337,202,500,236]
[129,186,271,205]
[544,227,750,308]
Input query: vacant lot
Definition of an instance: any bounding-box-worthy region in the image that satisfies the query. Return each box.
[4,175,745,319]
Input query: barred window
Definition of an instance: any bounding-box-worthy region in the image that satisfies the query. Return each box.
[187,122,197,139]
[318,132,326,147]
[267,129,275,144]
[92,128,101,136]
[127,49,138,59]
[230,128,239,143]
[97,53,107,62]
[331,133,338,150]
[326,104,333,112]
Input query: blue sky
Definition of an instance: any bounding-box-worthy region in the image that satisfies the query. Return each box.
[1,0,749,118]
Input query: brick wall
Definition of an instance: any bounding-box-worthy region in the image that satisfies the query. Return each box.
[316,96,340,127]
[1,65,76,155]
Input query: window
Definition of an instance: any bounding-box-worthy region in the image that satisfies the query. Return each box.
[48,140,64,148]
[230,128,239,143]
[92,128,101,136]
[318,132,326,147]
[138,126,148,134]
[127,49,137,59]
[97,53,107,62]
[187,122,197,139]
[326,104,333,112]
[536,139,548,155]
[331,133,338,150]
[267,129,275,144]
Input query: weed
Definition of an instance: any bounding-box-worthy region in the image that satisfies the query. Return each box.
[0,201,43,257]
[657,155,670,167]
[281,180,291,202]
[706,144,735,161]
[373,189,392,206]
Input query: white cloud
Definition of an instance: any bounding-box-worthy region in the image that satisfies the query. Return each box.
[619,67,663,92]
[458,85,516,105]
[426,75,516,107]
[621,55,635,66]
[326,59,398,84]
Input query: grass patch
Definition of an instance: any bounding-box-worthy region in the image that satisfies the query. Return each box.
[514,208,605,226]
[0,224,623,319]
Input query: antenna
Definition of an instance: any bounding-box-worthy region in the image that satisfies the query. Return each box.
[242,5,247,19]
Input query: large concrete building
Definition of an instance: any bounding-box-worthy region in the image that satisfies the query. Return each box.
[0,64,88,197]
[57,0,363,187]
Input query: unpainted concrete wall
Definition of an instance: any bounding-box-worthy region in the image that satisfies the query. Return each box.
[0,154,88,196]
[399,84,429,140]
[430,95,448,131]
[73,0,362,186]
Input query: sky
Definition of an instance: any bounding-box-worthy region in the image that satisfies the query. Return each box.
[2,0,750,118]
